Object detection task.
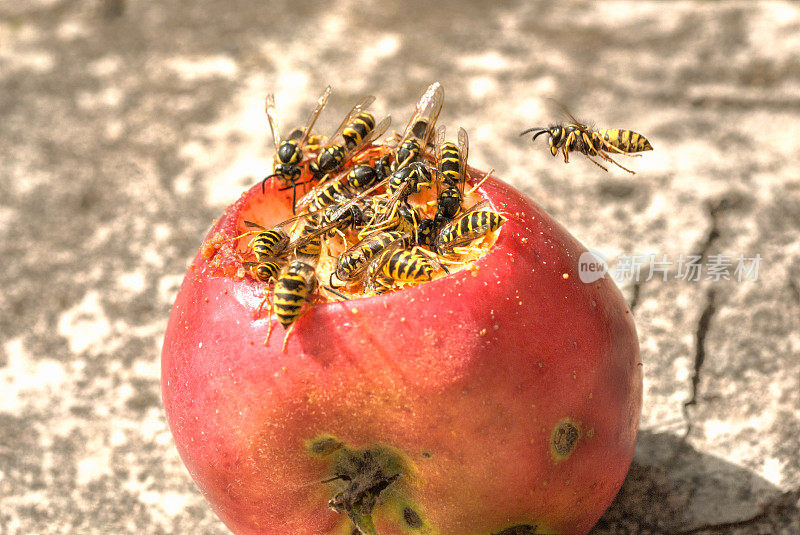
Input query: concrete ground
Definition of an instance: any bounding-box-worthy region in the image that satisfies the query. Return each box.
[1,1,798,533]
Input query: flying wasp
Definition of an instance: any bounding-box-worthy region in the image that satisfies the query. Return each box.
[310,95,391,179]
[520,100,653,174]
[262,85,332,212]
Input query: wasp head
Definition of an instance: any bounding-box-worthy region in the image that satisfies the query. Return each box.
[521,125,563,157]
[273,163,302,183]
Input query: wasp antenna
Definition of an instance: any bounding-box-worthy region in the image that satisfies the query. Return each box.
[278,180,312,192]
[261,173,279,194]
[520,127,544,136]
[322,285,349,301]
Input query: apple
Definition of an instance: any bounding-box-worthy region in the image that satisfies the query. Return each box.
[161,169,642,534]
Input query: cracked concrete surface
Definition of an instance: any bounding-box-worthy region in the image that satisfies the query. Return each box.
[1,1,798,533]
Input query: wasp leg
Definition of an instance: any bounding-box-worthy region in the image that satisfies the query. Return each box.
[304,134,327,152]
[322,285,349,301]
[465,168,494,196]
[594,149,634,174]
[453,245,484,256]
[600,139,642,158]
[580,152,610,172]
[281,306,312,352]
[415,246,450,275]
[259,294,276,346]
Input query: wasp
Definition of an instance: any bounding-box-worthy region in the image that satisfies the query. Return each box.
[433,126,469,233]
[393,82,444,168]
[237,199,350,264]
[295,170,354,215]
[310,95,391,179]
[262,86,332,212]
[347,156,392,190]
[234,220,293,262]
[296,157,390,215]
[277,202,367,262]
[415,217,436,248]
[273,259,318,329]
[386,161,433,197]
[521,100,652,174]
[331,230,412,287]
[353,163,433,238]
[434,201,506,256]
[364,241,441,294]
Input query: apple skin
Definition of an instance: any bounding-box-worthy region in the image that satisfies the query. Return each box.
[161,172,642,535]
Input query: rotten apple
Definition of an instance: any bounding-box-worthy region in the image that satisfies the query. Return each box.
[161,168,642,534]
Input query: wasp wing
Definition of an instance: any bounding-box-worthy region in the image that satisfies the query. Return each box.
[265,94,281,151]
[296,85,332,147]
[456,126,469,196]
[396,82,444,152]
[328,94,376,142]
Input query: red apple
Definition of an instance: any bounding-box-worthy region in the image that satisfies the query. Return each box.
[161,170,642,535]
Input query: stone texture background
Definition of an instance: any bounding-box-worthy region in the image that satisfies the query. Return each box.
[1,1,798,533]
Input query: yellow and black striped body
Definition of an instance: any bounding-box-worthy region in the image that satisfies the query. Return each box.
[321,203,366,231]
[251,230,290,262]
[380,246,434,283]
[435,185,461,228]
[416,218,435,247]
[394,203,422,235]
[313,113,378,177]
[523,123,652,158]
[294,217,324,258]
[308,180,351,213]
[342,112,375,150]
[435,209,506,255]
[395,138,422,168]
[437,140,462,185]
[252,260,282,282]
[597,128,653,153]
[387,162,432,196]
[335,230,410,283]
[273,260,318,329]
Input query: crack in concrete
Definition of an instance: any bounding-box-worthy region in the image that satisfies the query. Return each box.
[789,277,800,306]
[678,199,726,441]
[628,198,725,316]
[682,287,717,439]
[628,281,642,312]
[695,199,723,262]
